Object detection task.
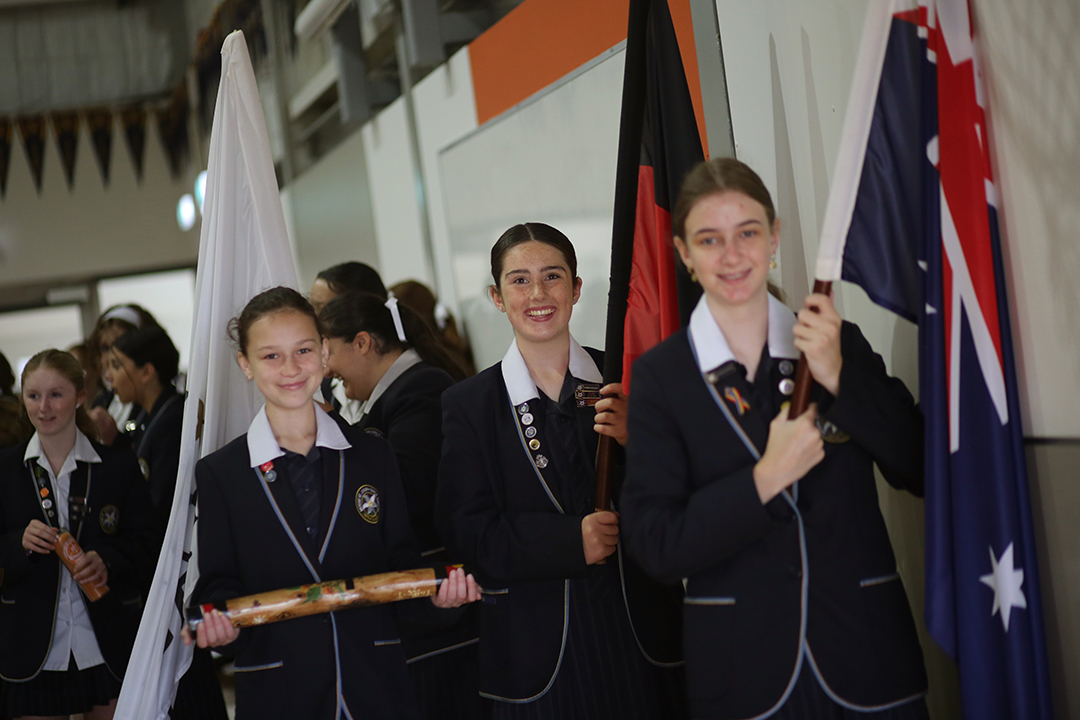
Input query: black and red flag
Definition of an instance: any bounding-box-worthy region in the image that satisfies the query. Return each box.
[595,0,705,511]
[604,0,705,394]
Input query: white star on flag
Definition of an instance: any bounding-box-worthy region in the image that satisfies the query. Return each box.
[980,542,1027,632]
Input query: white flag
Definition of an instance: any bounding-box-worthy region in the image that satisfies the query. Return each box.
[115,30,298,720]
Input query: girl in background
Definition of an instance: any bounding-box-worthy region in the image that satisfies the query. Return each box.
[0,350,156,720]
[321,291,481,719]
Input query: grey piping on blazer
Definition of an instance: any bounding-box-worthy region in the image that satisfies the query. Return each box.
[616,543,685,667]
[479,580,571,704]
[480,587,509,595]
[317,450,345,565]
[256,466,322,584]
[331,611,353,720]
[506,388,565,514]
[803,644,928,712]
[77,464,93,542]
[683,597,736,606]
[420,546,447,557]
[373,639,402,646]
[859,572,901,588]
[406,637,480,664]
[233,661,284,673]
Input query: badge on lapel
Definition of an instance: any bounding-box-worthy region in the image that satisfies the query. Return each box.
[723,387,750,416]
[99,505,120,534]
[356,485,380,524]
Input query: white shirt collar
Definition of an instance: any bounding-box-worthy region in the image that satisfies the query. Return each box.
[500,334,604,407]
[687,293,799,373]
[24,429,102,476]
[358,349,423,421]
[246,403,352,468]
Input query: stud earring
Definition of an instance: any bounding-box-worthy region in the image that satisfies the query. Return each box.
[769,255,777,270]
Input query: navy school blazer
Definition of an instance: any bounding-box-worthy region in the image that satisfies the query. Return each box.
[622,319,928,720]
[0,438,158,682]
[193,423,455,720]
[435,346,683,703]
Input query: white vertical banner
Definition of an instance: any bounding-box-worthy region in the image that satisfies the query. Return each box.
[115,30,298,720]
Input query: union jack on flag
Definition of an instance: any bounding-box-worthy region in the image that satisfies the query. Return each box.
[812,1,1053,717]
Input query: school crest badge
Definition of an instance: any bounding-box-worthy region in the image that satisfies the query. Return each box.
[356,485,379,524]
[99,505,120,534]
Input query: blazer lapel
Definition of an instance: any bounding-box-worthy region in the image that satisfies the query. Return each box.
[263,465,322,569]
[316,450,344,564]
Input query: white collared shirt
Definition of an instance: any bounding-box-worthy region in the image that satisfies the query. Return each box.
[24,430,107,672]
[356,349,423,425]
[107,393,134,432]
[500,335,604,408]
[330,379,366,425]
[687,294,799,373]
[245,402,352,468]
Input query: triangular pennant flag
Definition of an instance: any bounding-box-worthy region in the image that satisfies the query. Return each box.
[18,116,46,193]
[156,84,190,180]
[120,106,147,182]
[0,118,11,199]
[85,108,114,187]
[51,111,80,191]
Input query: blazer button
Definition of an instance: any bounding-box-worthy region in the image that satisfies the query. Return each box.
[789,566,802,578]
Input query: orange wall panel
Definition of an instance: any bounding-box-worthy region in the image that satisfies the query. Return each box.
[469,0,708,156]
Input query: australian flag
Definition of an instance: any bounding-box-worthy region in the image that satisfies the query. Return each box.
[814,1,1053,717]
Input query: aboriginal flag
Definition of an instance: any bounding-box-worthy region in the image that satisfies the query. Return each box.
[812,2,1053,717]
[604,0,704,391]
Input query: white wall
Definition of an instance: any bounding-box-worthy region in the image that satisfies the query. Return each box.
[286,128,379,291]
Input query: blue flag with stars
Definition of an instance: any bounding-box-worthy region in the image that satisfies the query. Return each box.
[813,1,1053,717]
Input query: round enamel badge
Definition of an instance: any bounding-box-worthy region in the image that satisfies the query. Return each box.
[99,505,120,534]
[356,485,380,524]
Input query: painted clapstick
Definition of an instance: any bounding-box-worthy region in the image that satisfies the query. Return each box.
[186,565,459,634]
[54,531,109,601]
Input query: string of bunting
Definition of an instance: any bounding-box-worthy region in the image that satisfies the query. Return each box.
[0,0,266,199]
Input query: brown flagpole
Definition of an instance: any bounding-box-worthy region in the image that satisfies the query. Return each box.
[787,279,833,418]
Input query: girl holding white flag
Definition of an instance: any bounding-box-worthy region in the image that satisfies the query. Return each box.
[185,287,478,720]
[621,158,929,720]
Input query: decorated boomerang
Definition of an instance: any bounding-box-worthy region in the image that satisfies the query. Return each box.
[186,565,463,633]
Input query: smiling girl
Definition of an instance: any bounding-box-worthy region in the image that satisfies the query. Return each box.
[436,223,686,718]
[0,350,157,720]
[187,287,478,720]
[621,158,928,719]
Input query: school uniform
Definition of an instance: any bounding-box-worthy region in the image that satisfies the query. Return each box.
[0,431,157,716]
[436,337,685,719]
[127,386,184,528]
[353,350,482,719]
[193,403,452,720]
[127,387,229,720]
[621,295,929,720]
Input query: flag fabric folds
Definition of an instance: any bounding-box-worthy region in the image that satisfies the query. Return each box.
[604,0,703,390]
[813,2,1052,718]
[114,30,298,720]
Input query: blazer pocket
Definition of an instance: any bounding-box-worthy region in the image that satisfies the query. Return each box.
[0,596,14,605]
[233,660,283,673]
[682,596,736,703]
[858,572,900,588]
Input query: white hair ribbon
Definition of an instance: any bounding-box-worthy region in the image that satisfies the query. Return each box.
[101,306,142,329]
[434,302,450,331]
[385,293,407,343]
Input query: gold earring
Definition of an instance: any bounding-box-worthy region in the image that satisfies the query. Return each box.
[770,255,777,270]
[689,267,698,283]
